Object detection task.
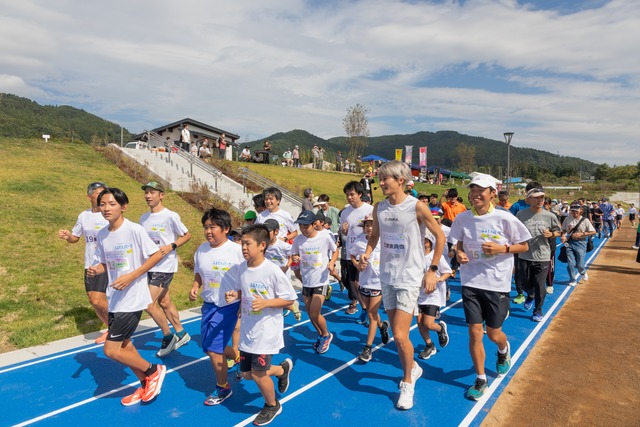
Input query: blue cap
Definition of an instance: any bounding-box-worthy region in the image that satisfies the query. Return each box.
[296,210,316,225]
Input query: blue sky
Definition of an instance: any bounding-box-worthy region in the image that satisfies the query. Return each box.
[1,0,638,166]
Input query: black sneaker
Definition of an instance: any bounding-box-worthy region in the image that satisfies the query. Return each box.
[358,345,372,362]
[253,400,282,426]
[277,358,293,393]
[379,320,390,344]
[418,342,436,360]
[437,321,449,348]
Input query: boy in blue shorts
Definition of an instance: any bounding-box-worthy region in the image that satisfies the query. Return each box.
[87,187,166,406]
[225,224,297,426]
[190,208,245,406]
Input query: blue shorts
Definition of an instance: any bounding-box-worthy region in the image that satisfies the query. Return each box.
[201,301,240,354]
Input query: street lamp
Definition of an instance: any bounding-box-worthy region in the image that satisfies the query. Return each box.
[503,132,514,193]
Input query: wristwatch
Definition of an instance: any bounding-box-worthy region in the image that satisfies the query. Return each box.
[429,265,438,272]
[171,243,177,251]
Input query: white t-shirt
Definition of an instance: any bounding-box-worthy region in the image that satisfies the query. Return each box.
[181,128,190,143]
[417,253,452,307]
[140,208,189,273]
[340,203,374,255]
[72,209,109,268]
[94,219,157,313]
[349,234,380,290]
[231,260,297,354]
[291,231,337,287]
[256,209,297,240]
[265,239,292,271]
[449,208,532,293]
[194,240,245,307]
[377,196,426,288]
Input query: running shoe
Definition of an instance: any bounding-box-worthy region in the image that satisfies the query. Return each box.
[397,381,415,410]
[317,333,333,354]
[411,361,423,383]
[277,358,293,393]
[356,309,368,325]
[253,400,282,426]
[546,286,554,295]
[380,320,390,344]
[358,345,372,362]
[346,304,357,315]
[568,281,577,287]
[175,331,191,350]
[582,272,589,281]
[325,285,332,301]
[204,385,233,406]
[312,335,321,352]
[418,343,436,360]
[142,364,166,402]
[523,298,534,311]
[437,321,449,348]
[156,334,178,358]
[94,330,108,344]
[292,300,302,321]
[532,313,544,322]
[632,246,639,249]
[121,387,144,406]
[513,293,526,304]
[496,342,511,376]
[466,378,488,401]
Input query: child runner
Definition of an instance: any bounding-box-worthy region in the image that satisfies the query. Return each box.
[448,174,531,400]
[224,224,297,426]
[58,182,110,343]
[189,208,245,406]
[139,181,192,357]
[87,187,166,406]
[362,161,446,410]
[291,210,339,354]
[349,214,390,362]
[255,187,298,241]
[416,236,452,359]
[263,219,301,321]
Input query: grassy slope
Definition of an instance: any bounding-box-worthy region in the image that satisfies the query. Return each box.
[0,139,205,352]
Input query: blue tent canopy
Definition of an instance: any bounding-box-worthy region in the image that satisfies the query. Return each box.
[360,154,389,162]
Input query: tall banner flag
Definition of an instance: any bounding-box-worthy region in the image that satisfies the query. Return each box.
[419,146,427,167]
[395,149,402,161]
[405,145,413,165]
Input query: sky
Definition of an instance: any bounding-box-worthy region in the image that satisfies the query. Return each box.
[1,0,638,166]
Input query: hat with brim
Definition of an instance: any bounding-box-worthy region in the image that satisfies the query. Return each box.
[244,210,257,220]
[467,174,497,190]
[295,210,316,225]
[526,188,545,198]
[141,181,165,192]
[570,203,581,211]
[358,214,374,227]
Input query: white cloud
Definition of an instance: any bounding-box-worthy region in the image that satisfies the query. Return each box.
[0,0,638,165]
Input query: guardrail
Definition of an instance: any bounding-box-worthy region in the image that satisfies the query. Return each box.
[239,167,304,205]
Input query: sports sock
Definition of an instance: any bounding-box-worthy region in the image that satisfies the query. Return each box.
[477,374,487,381]
[176,330,186,339]
[144,363,157,376]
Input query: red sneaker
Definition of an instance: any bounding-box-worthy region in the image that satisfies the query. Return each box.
[121,387,144,406]
[142,365,166,402]
[94,331,108,344]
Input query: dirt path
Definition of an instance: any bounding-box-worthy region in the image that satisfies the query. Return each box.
[483,225,640,426]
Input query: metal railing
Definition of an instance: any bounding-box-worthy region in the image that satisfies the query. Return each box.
[175,151,224,191]
[239,167,304,205]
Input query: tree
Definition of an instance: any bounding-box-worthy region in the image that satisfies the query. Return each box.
[594,163,610,181]
[342,104,370,160]
[456,142,476,173]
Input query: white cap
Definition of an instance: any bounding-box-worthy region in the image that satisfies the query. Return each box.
[407,180,415,186]
[467,173,497,189]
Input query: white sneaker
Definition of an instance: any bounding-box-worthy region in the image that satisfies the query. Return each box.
[582,272,589,281]
[546,286,554,294]
[410,361,423,383]
[568,281,577,287]
[397,381,414,410]
[632,246,639,249]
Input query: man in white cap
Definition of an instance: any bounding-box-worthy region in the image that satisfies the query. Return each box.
[515,187,562,321]
[449,173,531,401]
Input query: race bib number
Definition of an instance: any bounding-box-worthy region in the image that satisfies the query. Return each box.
[105,251,130,271]
[465,242,495,261]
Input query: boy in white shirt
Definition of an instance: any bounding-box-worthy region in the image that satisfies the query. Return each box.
[349,215,390,362]
[224,224,297,426]
[256,187,298,241]
[449,174,531,401]
[417,237,452,360]
[189,208,245,406]
[87,187,166,406]
[58,182,110,343]
[291,210,339,354]
[264,219,301,321]
[139,181,192,357]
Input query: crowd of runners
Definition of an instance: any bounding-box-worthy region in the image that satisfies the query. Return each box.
[57,161,634,425]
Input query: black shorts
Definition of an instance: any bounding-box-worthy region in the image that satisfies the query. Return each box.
[358,286,382,298]
[107,311,143,342]
[629,214,636,221]
[84,270,108,293]
[462,286,509,329]
[616,215,623,221]
[302,285,330,297]
[347,262,360,283]
[239,351,273,373]
[147,272,175,289]
[418,304,440,317]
